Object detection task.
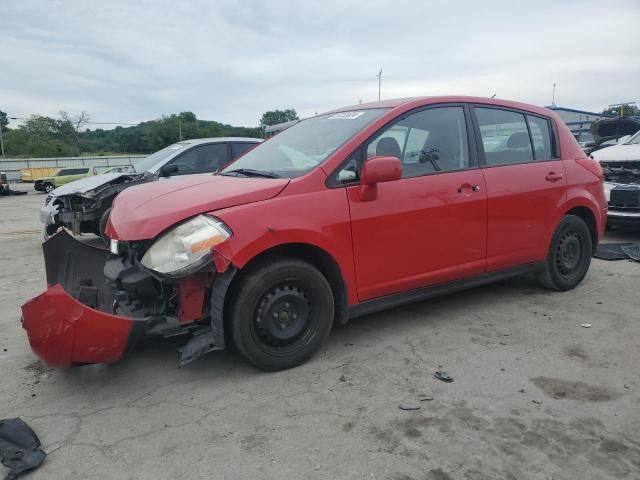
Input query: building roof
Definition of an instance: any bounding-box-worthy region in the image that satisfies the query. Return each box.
[546,106,614,118]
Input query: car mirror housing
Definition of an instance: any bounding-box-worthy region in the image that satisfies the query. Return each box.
[360,156,402,186]
[159,164,179,177]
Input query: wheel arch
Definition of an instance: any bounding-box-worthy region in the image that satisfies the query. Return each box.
[224,242,350,328]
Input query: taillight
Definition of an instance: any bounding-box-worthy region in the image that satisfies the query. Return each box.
[575,157,603,180]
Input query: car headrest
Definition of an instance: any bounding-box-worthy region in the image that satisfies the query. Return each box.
[376,137,402,159]
[507,131,530,149]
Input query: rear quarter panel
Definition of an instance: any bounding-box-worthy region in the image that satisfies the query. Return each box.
[552,114,607,240]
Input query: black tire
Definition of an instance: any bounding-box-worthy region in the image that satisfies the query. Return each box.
[536,215,592,291]
[98,208,112,245]
[229,258,334,371]
[44,183,54,194]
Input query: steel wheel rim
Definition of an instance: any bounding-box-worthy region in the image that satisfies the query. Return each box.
[252,282,315,356]
[556,230,583,277]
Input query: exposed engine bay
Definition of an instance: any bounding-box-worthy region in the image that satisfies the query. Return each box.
[601,161,640,185]
[43,173,150,237]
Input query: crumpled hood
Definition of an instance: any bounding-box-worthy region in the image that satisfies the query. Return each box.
[51,173,130,196]
[109,174,290,240]
[592,144,640,162]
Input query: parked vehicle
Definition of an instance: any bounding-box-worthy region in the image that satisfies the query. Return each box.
[575,132,596,149]
[34,167,93,193]
[40,138,261,242]
[22,96,606,371]
[93,165,136,175]
[0,172,9,195]
[591,129,640,225]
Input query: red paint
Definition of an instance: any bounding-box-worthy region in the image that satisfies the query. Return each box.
[23,96,608,368]
[107,175,290,240]
[176,275,209,323]
[21,285,133,368]
[360,156,402,185]
[347,169,488,299]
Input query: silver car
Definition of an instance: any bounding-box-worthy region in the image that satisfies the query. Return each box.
[41,137,261,241]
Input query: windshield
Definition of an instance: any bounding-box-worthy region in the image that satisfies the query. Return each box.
[625,130,640,145]
[133,142,189,172]
[221,109,388,178]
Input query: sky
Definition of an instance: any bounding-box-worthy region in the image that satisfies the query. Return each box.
[2,0,639,128]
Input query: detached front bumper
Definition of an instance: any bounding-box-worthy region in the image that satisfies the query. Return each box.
[21,285,145,367]
[20,230,148,367]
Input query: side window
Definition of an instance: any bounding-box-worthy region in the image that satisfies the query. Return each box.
[169,144,229,175]
[366,126,408,159]
[475,108,534,166]
[231,143,256,159]
[60,168,83,176]
[526,115,553,160]
[365,106,469,178]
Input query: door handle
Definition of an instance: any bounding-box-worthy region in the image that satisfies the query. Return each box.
[545,172,563,182]
[457,183,481,193]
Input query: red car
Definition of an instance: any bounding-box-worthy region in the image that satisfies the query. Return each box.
[22,96,607,371]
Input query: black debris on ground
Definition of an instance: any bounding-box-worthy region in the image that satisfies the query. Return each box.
[594,242,640,262]
[0,418,46,480]
[434,370,453,383]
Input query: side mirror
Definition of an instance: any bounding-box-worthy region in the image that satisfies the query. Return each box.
[159,164,179,177]
[360,156,402,185]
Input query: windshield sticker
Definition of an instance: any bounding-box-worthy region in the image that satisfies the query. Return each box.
[328,112,365,120]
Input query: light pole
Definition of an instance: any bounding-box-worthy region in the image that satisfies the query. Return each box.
[376,69,382,101]
[0,124,4,157]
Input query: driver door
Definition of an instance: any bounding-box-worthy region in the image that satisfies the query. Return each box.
[345,105,487,301]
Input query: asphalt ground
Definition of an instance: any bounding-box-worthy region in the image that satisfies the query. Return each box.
[1,183,639,479]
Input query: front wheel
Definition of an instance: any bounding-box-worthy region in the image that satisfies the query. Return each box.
[536,215,592,291]
[44,183,54,194]
[229,258,334,371]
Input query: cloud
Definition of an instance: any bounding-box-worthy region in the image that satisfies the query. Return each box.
[1,0,639,127]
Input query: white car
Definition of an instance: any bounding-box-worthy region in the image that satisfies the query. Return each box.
[591,130,640,225]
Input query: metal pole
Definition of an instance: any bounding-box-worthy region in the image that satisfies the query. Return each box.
[179,119,183,141]
[552,83,556,107]
[0,125,5,157]
[377,69,382,101]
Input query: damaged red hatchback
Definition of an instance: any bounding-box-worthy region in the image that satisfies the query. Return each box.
[22,97,607,371]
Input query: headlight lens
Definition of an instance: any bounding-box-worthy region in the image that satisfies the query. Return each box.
[141,215,231,276]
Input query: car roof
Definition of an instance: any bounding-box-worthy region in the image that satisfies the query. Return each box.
[178,137,263,146]
[327,96,554,118]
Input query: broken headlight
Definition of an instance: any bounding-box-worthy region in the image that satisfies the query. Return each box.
[140,215,231,276]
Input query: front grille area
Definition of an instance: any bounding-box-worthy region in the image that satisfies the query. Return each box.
[610,188,640,208]
[45,194,53,206]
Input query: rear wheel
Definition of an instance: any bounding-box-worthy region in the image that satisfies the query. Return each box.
[229,258,334,371]
[536,215,592,291]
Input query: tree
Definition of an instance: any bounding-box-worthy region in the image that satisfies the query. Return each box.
[259,109,299,132]
[602,104,640,118]
[59,111,91,148]
[0,110,8,132]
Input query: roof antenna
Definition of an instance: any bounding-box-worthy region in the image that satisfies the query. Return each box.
[490,93,496,98]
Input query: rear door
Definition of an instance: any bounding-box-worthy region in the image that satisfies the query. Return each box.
[344,105,487,300]
[472,106,566,271]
